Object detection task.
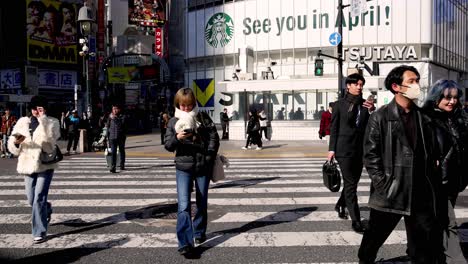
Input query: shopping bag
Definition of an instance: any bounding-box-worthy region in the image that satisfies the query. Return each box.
[322,160,341,192]
[211,154,229,183]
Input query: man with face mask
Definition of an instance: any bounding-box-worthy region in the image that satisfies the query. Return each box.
[358,65,445,263]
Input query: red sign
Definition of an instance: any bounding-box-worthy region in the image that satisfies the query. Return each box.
[155,27,163,57]
[97,0,105,51]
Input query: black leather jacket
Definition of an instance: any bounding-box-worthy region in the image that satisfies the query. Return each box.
[165,112,220,175]
[364,99,441,216]
[423,106,468,199]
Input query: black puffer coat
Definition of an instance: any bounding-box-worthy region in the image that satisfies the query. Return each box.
[423,106,468,200]
[164,111,220,175]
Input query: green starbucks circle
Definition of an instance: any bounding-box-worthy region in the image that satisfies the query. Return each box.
[205,13,234,48]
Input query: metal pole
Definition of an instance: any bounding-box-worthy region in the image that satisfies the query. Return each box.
[338,0,344,98]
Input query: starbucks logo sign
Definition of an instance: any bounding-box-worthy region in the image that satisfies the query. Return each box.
[205,13,234,48]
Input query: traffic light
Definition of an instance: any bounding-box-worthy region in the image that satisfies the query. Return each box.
[314,58,324,76]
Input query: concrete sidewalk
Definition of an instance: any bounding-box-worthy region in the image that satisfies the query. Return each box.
[61,130,329,158]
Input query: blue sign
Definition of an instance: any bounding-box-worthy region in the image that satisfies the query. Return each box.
[329,32,342,46]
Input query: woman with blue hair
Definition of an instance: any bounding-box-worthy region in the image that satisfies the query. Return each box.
[423,79,468,264]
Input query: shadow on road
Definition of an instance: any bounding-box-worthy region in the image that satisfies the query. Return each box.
[210,177,280,189]
[9,238,130,263]
[195,206,318,256]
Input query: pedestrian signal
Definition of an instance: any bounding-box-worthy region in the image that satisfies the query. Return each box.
[315,58,324,76]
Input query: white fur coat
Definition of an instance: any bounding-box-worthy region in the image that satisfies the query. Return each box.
[8,115,60,175]
[174,107,199,133]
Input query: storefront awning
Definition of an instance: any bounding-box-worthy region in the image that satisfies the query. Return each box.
[219,76,386,92]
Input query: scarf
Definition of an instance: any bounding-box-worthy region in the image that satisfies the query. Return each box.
[345,93,364,126]
[174,106,199,133]
[30,116,39,135]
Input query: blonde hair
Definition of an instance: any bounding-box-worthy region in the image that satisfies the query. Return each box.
[174,88,196,108]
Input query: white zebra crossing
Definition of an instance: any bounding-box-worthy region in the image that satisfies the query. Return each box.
[0,156,465,263]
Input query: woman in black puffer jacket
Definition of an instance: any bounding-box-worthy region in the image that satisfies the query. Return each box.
[164,88,219,257]
[423,79,468,264]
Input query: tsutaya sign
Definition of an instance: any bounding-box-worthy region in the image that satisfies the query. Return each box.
[344,45,420,61]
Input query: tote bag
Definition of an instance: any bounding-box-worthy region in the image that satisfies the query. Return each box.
[211,154,229,183]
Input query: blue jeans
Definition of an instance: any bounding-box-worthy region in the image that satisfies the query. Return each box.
[175,169,210,249]
[24,169,54,237]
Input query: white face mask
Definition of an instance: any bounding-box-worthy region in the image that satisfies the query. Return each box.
[401,83,421,100]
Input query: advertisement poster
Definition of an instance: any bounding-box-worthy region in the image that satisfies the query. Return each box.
[128,0,166,26]
[26,0,78,64]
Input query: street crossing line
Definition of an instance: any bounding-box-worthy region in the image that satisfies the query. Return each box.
[2,156,463,262]
[0,186,372,195]
[0,197,370,207]
[0,231,405,248]
[3,208,468,225]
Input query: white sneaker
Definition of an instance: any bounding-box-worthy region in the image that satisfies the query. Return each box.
[33,236,47,244]
[241,147,247,150]
[247,146,252,149]
[0,154,5,158]
[71,150,77,154]
[256,147,262,150]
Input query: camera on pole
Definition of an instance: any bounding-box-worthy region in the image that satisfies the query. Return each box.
[314,58,324,76]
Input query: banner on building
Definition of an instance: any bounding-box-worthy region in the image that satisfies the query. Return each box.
[38,69,77,90]
[155,27,163,57]
[128,0,166,27]
[26,0,78,64]
[193,79,215,108]
[107,67,139,83]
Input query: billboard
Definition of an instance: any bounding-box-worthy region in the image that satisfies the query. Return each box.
[187,0,433,58]
[128,0,166,27]
[26,0,78,64]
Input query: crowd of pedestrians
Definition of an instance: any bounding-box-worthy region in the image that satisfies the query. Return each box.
[3,67,468,262]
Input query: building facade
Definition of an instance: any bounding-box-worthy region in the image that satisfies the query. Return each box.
[183,0,468,140]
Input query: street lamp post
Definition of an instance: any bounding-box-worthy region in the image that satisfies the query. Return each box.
[77,3,95,116]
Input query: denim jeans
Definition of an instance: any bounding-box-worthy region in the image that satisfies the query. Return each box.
[175,169,210,249]
[2,134,10,156]
[110,137,126,170]
[24,169,54,238]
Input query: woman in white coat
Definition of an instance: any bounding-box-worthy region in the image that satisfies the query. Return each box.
[8,96,60,243]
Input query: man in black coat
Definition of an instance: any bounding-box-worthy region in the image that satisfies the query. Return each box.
[358,65,444,263]
[328,73,375,233]
[107,104,127,173]
[220,108,230,140]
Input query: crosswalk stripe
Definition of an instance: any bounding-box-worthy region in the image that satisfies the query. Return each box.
[53,169,324,173]
[0,176,370,183]
[0,187,372,195]
[58,160,327,165]
[56,164,322,169]
[0,179,372,186]
[0,197,372,207]
[0,231,406,248]
[4,230,468,248]
[3,208,468,224]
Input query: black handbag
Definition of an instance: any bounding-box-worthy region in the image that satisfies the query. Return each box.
[322,160,341,192]
[40,145,63,164]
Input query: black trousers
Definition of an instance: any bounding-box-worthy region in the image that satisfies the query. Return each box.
[110,137,126,170]
[336,156,363,222]
[67,132,79,151]
[358,208,444,264]
[160,127,166,144]
[221,122,229,139]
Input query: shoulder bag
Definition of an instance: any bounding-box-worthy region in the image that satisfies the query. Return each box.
[40,145,63,164]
